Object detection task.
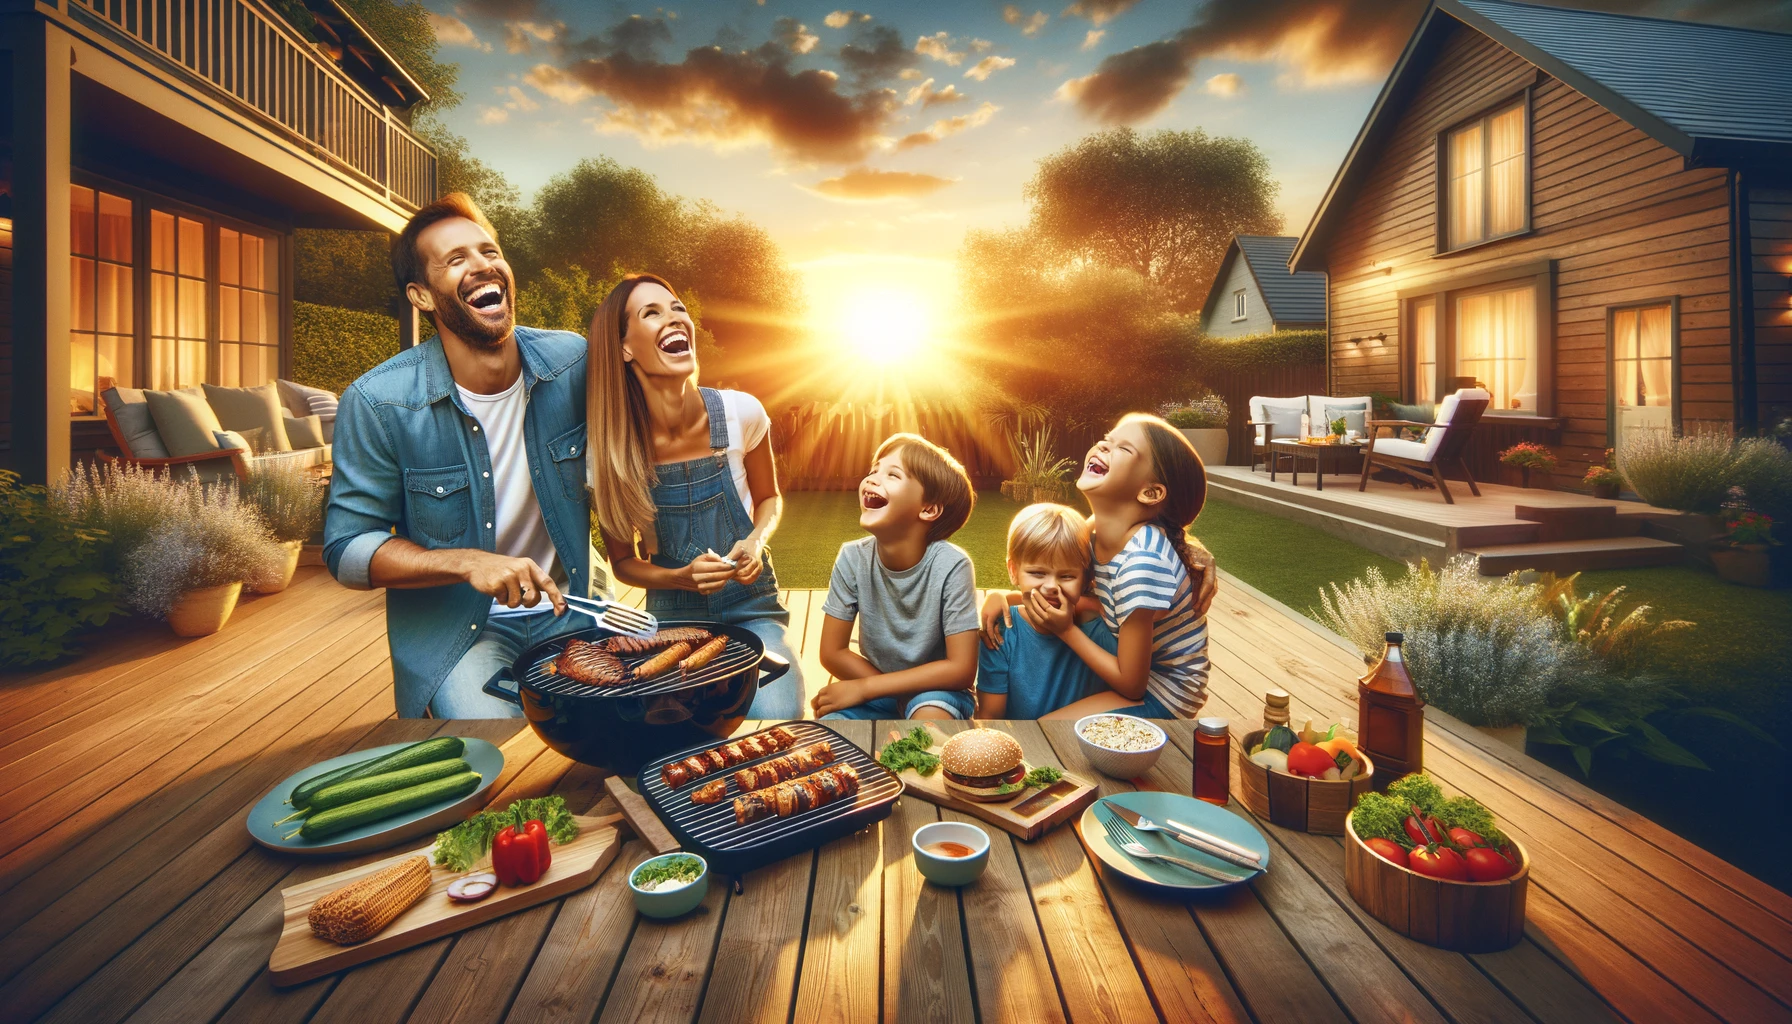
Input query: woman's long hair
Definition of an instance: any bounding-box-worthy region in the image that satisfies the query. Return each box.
[1121,412,1208,583]
[587,273,678,553]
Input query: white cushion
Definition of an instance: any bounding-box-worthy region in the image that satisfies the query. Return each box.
[1249,396,1307,443]
[1421,388,1490,460]
[1370,436,1430,462]
[276,378,339,420]
[1307,395,1369,424]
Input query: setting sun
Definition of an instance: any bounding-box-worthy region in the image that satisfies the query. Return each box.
[841,288,929,366]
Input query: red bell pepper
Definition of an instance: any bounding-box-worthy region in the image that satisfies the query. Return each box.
[492,819,553,887]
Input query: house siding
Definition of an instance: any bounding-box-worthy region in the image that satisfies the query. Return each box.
[1323,23,1733,483]
[1751,184,1792,433]
[1203,255,1276,336]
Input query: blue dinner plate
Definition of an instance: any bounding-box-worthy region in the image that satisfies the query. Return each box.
[1078,791,1269,891]
[247,738,504,857]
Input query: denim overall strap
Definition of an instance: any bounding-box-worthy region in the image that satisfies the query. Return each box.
[644,389,780,614]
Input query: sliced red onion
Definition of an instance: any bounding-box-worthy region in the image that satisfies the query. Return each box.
[447,872,497,902]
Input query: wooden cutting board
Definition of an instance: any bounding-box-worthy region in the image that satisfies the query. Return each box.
[269,814,622,985]
[878,726,1098,841]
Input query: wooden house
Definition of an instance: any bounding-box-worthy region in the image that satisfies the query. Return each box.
[1198,234,1327,338]
[1289,0,1792,485]
[1,0,436,484]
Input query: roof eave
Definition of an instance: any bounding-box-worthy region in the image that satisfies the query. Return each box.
[1199,238,1245,323]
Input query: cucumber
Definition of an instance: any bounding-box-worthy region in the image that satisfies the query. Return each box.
[307,758,473,813]
[288,737,467,809]
[297,771,483,841]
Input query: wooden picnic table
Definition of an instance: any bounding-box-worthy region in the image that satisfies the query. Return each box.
[2,570,1789,1022]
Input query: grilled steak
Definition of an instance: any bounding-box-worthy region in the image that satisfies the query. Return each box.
[603,627,713,656]
[554,640,629,686]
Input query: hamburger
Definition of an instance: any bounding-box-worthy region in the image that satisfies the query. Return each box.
[941,729,1027,802]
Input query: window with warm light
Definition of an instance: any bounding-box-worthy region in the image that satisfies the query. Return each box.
[1454,284,1537,412]
[1612,302,1674,444]
[150,210,210,390]
[70,185,135,414]
[219,228,281,387]
[1444,100,1527,251]
[1411,297,1437,404]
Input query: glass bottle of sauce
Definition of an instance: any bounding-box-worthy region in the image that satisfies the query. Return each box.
[1358,631,1423,788]
[1194,717,1230,806]
[1262,689,1290,731]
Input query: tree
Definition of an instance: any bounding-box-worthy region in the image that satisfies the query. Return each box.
[1023,127,1282,310]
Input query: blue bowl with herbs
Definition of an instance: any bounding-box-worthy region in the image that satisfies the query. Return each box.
[629,852,709,918]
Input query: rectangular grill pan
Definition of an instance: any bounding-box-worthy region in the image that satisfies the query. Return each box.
[639,721,902,876]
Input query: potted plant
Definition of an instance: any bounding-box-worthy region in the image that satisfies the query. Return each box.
[1499,441,1557,489]
[1329,416,1348,445]
[1711,506,1779,588]
[1162,393,1230,467]
[244,460,326,593]
[1584,449,1623,500]
[1003,424,1075,505]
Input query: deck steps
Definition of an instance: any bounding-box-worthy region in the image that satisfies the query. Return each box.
[1463,536,1684,574]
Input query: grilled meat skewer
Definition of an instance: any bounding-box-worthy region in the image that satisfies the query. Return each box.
[691,779,728,804]
[730,742,836,792]
[659,725,802,788]
[733,763,861,825]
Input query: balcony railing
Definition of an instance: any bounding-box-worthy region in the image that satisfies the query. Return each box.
[69,0,437,212]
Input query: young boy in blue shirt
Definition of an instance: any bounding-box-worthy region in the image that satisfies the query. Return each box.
[813,434,981,721]
[975,504,1116,720]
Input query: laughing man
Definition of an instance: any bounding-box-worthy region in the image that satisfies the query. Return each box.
[324,192,597,718]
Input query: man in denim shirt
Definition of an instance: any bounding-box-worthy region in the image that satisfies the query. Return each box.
[324,193,597,718]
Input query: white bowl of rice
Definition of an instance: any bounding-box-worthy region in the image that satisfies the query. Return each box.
[1074,714,1167,779]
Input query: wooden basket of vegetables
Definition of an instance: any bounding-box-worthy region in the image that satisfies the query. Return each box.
[1237,721,1373,834]
[1344,774,1528,952]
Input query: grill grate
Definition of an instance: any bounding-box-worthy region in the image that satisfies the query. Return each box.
[639,721,902,875]
[521,627,762,699]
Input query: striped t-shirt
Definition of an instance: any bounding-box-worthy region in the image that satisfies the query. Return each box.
[1092,523,1210,718]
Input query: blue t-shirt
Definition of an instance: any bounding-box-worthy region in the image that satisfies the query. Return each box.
[977,614,1117,719]
[1091,523,1209,718]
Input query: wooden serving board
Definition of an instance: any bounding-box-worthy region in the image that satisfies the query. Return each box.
[269,814,622,985]
[878,726,1098,841]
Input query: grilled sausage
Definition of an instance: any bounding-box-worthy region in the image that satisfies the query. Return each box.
[634,642,693,680]
[730,742,836,792]
[554,640,630,686]
[735,764,861,824]
[680,636,729,675]
[604,627,713,655]
[691,779,728,804]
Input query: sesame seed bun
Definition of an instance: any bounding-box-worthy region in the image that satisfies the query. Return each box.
[941,730,1026,802]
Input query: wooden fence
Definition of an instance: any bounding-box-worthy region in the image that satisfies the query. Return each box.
[772,402,1012,490]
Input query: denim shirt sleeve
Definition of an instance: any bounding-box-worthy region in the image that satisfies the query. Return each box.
[323,383,401,590]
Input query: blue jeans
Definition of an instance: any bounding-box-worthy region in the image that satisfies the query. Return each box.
[1110,691,1176,719]
[821,688,976,721]
[692,591,804,720]
[430,606,588,718]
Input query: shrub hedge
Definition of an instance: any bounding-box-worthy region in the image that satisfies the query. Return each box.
[1188,328,1326,372]
[290,301,402,394]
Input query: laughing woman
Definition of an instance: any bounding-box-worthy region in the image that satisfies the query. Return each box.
[585,273,803,718]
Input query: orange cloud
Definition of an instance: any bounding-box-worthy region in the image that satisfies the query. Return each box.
[963,55,1016,81]
[895,101,998,150]
[808,168,955,201]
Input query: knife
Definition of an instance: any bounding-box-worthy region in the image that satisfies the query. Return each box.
[1103,803,1264,871]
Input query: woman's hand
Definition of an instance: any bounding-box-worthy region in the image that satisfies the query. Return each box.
[979,590,1018,649]
[1018,588,1076,637]
[723,536,765,585]
[681,551,737,594]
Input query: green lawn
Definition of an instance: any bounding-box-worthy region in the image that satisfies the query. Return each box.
[773,489,1030,590]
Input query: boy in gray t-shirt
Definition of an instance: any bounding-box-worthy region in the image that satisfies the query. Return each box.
[813,434,981,720]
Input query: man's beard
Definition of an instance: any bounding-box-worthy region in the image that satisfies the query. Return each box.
[431,273,514,349]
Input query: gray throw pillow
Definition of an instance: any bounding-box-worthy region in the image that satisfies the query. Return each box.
[215,429,252,452]
[101,387,170,459]
[284,413,327,450]
[1323,404,1366,435]
[277,378,339,419]
[1390,402,1436,424]
[203,382,292,452]
[145,387,225,457]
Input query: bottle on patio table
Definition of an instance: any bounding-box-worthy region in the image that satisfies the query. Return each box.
[1193,718,1230,806]
[1358,631,1423,789]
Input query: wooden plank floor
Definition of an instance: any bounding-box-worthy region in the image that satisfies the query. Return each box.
[1,568,1787,1023]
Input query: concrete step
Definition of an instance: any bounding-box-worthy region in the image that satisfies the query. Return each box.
[1466,537,1684,575]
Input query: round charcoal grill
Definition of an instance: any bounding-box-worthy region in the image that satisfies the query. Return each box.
[483,620,791,774]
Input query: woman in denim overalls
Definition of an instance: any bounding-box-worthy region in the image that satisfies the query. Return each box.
[584,273,802,719]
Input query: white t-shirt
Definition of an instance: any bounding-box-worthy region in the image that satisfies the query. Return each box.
[716,390,771,517]
[457,376,559,610]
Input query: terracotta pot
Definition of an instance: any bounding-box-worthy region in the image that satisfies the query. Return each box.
[167,582,243,637]
[1180,427,1230,468]
[254,540,304,594]
[1711,544,1774,588]
[1591,482,1620,500]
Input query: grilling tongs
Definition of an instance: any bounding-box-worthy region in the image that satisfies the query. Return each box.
[490,591,658,639]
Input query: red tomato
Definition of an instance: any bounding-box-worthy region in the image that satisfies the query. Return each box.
[1403,814,1441,847]
[1408,846,1469,881]
[1465,847,1517,882]
[1448,827,1486,849]
[1364,838,1408,867]
[1285,742,1335,777]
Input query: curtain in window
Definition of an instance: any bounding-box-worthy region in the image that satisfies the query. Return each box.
[69,185,134,415]
[1447,124,1484,249]
[1413,297,1437,404]
[1488,106,1526,236]
[1455,285,1536,412]
[1614,304,1672,442]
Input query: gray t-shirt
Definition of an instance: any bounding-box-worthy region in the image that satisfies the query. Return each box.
[822,537,980,674]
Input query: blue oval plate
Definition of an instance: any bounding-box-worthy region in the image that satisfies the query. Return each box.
[1078,791,1269,891]
[247,738,504,858]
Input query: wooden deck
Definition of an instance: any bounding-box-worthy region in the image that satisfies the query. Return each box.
[1,570,1788,1023]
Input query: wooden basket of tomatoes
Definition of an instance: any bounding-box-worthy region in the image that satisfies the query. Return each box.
[1237,721,1373,834]
[1344,774,1528,952]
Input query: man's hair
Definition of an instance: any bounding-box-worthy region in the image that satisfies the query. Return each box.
[1007,503,1090,570]
[873,433,975,542]
[391,192,497,291]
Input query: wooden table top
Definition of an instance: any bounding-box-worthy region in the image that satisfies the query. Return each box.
[2,569,1787,1023]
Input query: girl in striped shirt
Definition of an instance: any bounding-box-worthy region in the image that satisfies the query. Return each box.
[987,413,1213,719]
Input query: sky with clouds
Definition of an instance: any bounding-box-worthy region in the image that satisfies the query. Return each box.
[421,0,1792,297]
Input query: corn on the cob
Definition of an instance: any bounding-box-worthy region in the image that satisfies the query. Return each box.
[307,855,431,944]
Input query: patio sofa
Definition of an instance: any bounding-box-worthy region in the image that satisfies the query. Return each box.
[1245,393,1372,471]
[100,381,332,485]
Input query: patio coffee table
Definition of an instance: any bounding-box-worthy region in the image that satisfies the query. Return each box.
[1269,437,1363,490]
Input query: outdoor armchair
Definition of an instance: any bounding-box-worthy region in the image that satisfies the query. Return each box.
[1358,387,1490,505]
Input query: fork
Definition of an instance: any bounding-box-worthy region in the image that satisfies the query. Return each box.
[1098,808,1248,884]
